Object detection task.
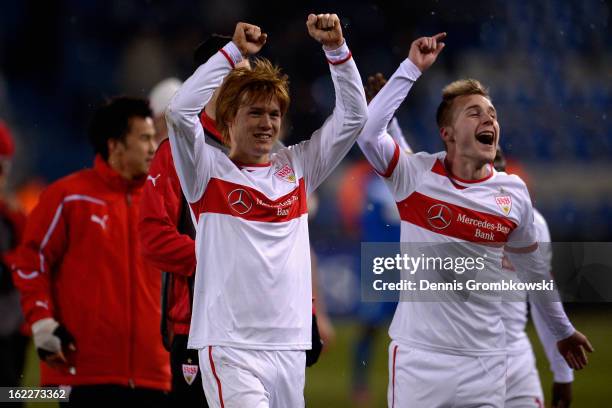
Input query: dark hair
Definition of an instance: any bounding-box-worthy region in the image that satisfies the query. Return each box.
[89,96,152,160]
[493,147,506,172]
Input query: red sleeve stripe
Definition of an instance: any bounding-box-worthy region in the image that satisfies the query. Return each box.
[376,141,400,178]
[16,269,40,280]
[219,48,235,68]
[208,346,225,408]
[327,51,353,65]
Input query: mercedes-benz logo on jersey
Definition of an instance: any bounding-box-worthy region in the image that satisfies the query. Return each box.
[427,204,452,230]
[228,189,253,215]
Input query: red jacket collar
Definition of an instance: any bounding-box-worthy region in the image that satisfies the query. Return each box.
[200,111,225,144]
[94,155,146,192]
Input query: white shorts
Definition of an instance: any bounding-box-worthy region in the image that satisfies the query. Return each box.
[505,348,544,408]
[387,340,506,408]
[199,346,306,408]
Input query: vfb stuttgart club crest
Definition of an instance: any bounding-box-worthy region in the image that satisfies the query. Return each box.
[495,191,512,216]
[274,164,296,183]
[182,363,199,386]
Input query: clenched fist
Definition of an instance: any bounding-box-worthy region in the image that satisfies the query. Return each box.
[306,13,344,49]
[233,22,267,57]
[408,32,446,72]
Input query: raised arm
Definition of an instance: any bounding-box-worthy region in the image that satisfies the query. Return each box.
[365,73,414,154]
[290,13,367,194]
[166,22,265,202]
[358,33,445,174]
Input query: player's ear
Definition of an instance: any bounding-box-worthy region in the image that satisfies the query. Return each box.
[439,126,454,144]
[107,138,121,157]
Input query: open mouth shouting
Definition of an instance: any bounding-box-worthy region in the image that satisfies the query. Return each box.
[475,130,495,146]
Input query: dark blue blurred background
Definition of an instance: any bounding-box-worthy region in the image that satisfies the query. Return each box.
[1,0,610,254]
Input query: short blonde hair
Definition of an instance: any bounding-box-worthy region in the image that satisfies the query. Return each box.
[436,79,490,127]
[215,58,290,144]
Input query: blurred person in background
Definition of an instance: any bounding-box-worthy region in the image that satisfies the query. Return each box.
[0,120,28,407]
[149,78,183,144]
[166,14,366,407]
[351,73,410,406]
[495,148,574,408]
[307,195,336,356]
[141,74,210,407]
[139,37,230,406]
[12,97,170,407]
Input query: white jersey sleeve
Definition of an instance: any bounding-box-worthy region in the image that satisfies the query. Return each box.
[530,210,574,383]
[387,117,413,153]
[531,300,575,382]
[505,176,538,248]
[506,181,575,341]
[288,42,367,195]
[357,58,421,176]
[166,41,242,203]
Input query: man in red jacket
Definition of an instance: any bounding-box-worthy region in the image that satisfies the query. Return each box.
[139,107,223,407]
[13,97,170,406]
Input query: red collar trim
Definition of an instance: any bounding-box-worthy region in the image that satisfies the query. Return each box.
[232,160,272,168]
[443,158,494,184]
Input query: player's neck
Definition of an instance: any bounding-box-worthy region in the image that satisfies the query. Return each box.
[445,156,491,181]
[229,150,270,165]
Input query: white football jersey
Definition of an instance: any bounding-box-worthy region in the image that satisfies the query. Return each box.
[357,57,574,356]
[385,150,533,355]
[167,41,367,350]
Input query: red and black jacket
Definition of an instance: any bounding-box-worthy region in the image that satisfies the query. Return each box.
[138,112,226,347]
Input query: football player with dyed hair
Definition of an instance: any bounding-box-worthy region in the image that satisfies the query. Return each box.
[166,15,367,407]
[357,33,592,407]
